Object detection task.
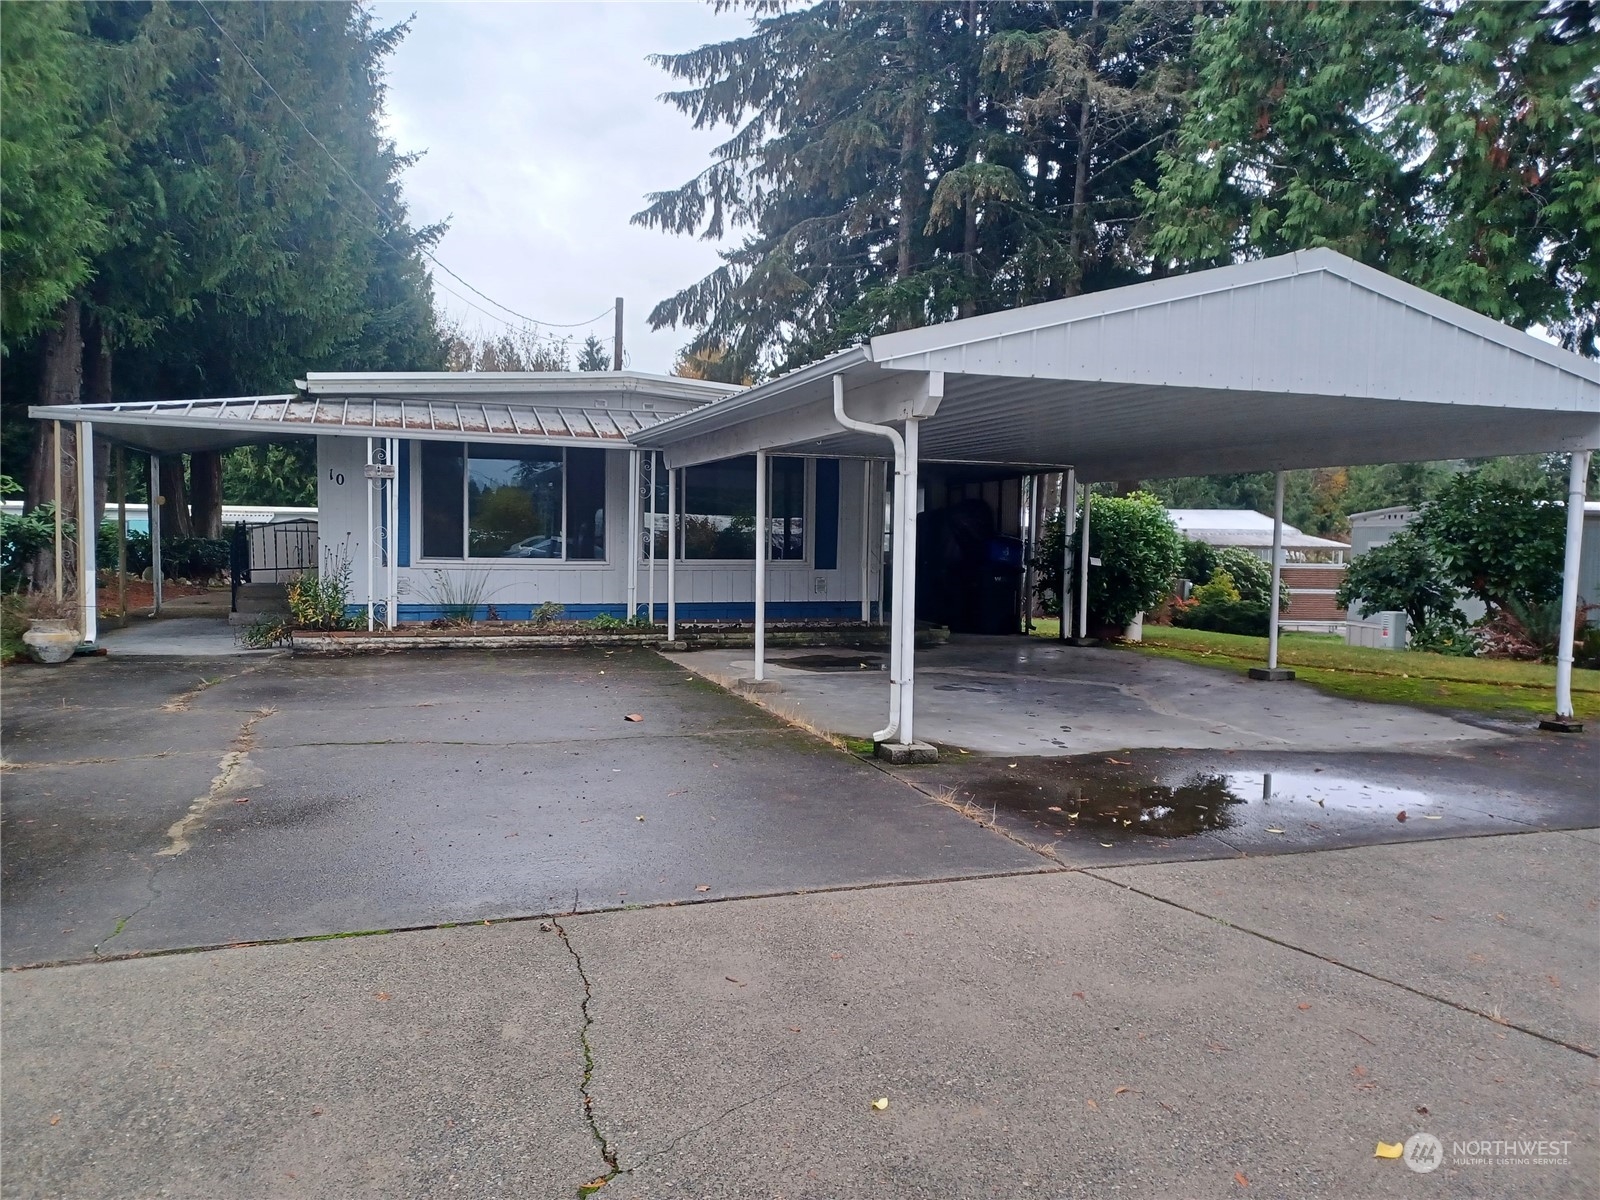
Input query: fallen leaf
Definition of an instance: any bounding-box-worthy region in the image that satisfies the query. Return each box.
[1351,1065,1368,1079]
[584,1176,609,1191]
[1234,1171,1250,1186]
[1396,810,1408,823]
[871,1097,889,1111]
[635,815,645,822]
[695,885,711,892]
[830,952,844,960]
[1374,1142,1404,1159]
[624,714,643,722]
[1422,814,1442,820]
[787,1026,801,1033]
[48,1114,60,1127]
[375,992,391,1002]
[1071,991,1086,1000]
[1106,757,1131,765]
[232,797,249,804]
[1084,1097,1099,1110]
[725,976,746,987]
[1297,1003,1312,1011]
[1047,806,1062,813]
[1265,827,1286,834]
[1099,842,1114,848]
[1416,1106,1429,1116]
[1113,1086,1132,1095]
[310,1107,323,1117]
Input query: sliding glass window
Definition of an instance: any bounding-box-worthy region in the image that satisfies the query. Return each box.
[660,455,806,561]
[419,442,607,560]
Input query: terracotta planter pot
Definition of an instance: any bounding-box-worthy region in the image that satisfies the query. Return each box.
[22,618,80,665]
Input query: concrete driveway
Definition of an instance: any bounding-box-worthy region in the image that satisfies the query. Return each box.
[675,635,1506,756]
[0,649,1040,967]
[2,646,1596,1198]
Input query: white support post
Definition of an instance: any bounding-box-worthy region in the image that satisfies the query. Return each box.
[149,454,163,616]
[386,437,399,630]
[1551,449,1593,725]
[666,466,677,640]
[627,449,640,621]
[76,422,96,643]
[1251,470,1295,681]
[859,460,872,623]
[1060,468,1076,641]
[52,421,64,604]
[365,437,375,631]
[754,449,767,681]
[1076,487,1092,641]
[647,452,658,624]
[898,418,921,744]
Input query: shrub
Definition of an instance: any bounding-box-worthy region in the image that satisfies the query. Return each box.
[1336,528,1469,654]
[161,536,229,582]
[287,549,354,630]
[1415,471,1564,612]
[586,612,627,630]
[533,601,565,625]
[1,504,64,591]
[1190,568,1241,606]
[1033,492,1185,628]
[1211,546,1283,610]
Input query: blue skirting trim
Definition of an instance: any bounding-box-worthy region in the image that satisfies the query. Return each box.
[346,601,873,623]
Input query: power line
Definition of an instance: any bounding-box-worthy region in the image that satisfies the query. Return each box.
[194,0,615,333]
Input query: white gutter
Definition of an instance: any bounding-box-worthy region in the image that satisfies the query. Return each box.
[833,375,906,744]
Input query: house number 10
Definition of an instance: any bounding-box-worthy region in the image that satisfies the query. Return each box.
[328,469,345,485]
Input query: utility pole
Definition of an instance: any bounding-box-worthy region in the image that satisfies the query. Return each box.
[612,297,624,371]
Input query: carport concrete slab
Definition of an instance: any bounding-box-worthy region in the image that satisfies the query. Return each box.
[0,923,602,1200]
[1,649,1041,966]
[571,870,1596,1199]
[674,636,1500,756]
[97,615,271,657]
[1089,831,1600,1053]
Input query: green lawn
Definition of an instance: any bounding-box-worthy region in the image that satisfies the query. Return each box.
[1027,618,1600,718]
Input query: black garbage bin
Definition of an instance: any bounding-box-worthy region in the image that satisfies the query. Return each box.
[974,535,1024,635]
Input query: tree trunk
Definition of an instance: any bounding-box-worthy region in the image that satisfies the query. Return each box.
[189,451,224,538]
[24,299,84,594]
[1065,97,1096,299]
[894,7,925,295]
[160,456,194,540]
[960,0,980,319]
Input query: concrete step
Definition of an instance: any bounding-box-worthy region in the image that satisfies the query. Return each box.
[229,609,289,627]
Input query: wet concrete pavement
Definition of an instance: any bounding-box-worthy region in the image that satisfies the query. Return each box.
[675,635,1504,756]
[3,645,1597,1198]
[5,841,1595,1200]
[0,650,1041,967]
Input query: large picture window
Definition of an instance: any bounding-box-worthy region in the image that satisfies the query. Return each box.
[651,456,806,561]
[419,442,606,560]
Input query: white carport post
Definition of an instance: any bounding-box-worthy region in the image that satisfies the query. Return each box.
[76,422,96,643]
[1075,487,1091,642]
[1059,468,1076,641]
[666,466,677,640]
[1250,470,1296,682]
[897,418,922,744]
[1546,449,1593,729]
[859,460,873,622]
[365,437,375,631]
[647,452,658,623]
[386,437,399,629]
[753,449,767,682]
[148,454,163,615]
[627,449,641,620]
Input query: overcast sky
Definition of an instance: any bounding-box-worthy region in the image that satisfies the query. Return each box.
[367,1,751,373]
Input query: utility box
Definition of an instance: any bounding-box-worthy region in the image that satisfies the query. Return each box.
[1344,611,1407,650]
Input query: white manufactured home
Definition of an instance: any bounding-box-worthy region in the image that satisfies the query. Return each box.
[32,250,1600,731]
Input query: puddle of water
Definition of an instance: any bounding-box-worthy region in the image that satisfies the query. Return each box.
[979,765,1442,839]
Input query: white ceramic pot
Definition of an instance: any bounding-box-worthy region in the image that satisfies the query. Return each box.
[22,618,80,665]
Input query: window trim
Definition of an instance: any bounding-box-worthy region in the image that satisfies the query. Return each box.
[412,440,612,566]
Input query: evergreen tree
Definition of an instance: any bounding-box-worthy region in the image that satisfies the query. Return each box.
[576,334,611,371]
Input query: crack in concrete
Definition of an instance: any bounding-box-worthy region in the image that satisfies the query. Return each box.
[157,708,274,858]
[157,659,276,713]
[93,867,165,958]
[547,909,623,1197]
[1081,868,1599,1059]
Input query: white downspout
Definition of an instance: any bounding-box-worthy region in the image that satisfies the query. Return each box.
[387,437,399,630]
[648,452,658,624]
[833,376,907,743]
[666,465,677,640]
[859,459,872,623]
[754,448,767,682]
[76,422,96,644]
[1554,449,1592,720]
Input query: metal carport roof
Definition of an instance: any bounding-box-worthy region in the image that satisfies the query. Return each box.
[28,371,741,455]
[634,249,1599,476]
